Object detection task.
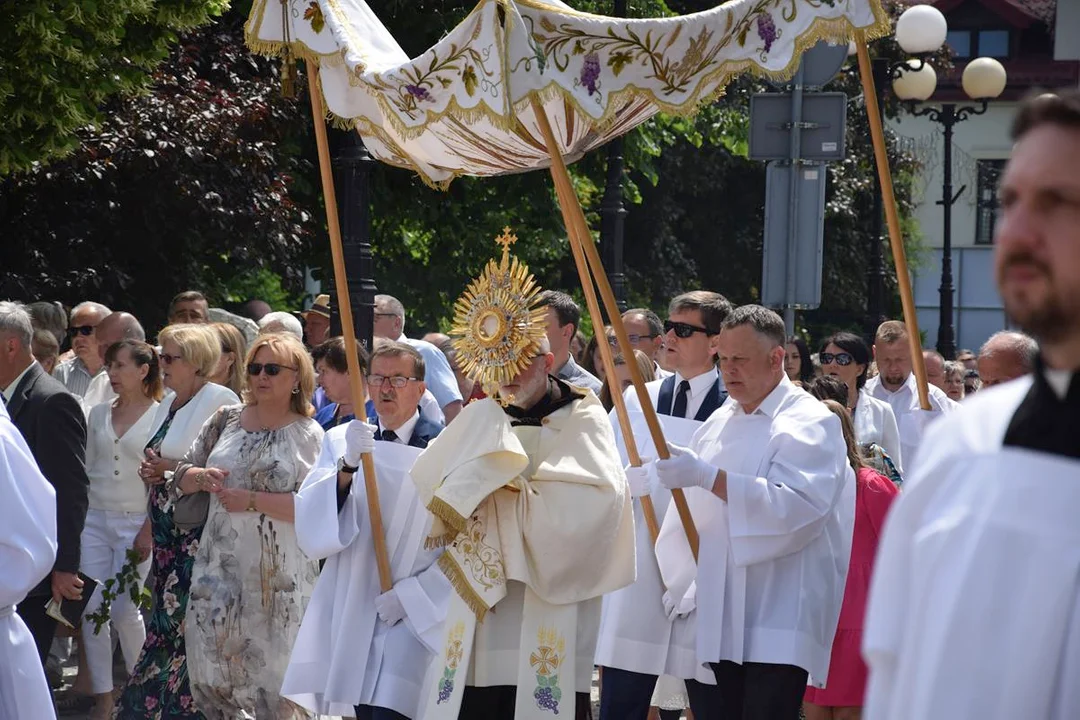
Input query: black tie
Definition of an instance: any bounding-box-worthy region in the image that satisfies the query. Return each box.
[381,429,398,443]
[672,380,690,419]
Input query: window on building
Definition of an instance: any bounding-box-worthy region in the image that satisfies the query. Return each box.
[947,30,972,58]
[978,30,1010,59]
[945,29,1010,60]
[976,159,1007,245]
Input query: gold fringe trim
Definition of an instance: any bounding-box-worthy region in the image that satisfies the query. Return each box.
[439,552,492,622]
[427,494,469,536]
[424,531,456,550]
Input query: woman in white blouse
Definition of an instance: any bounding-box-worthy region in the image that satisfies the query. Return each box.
[79,340,162,720]
[818,332,904,476]
[113,323,239,718]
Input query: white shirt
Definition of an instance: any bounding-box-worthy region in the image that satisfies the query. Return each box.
[655,375,855,684]
[81,371,117,416]
[397,335,463,411]
[52,356,103,398]
[0,401,57,720]
[668,368,723,421]
[853,390,904,475]
[865,373,956,472]
[380,411,418,446]
[2,362,37,404]
[147,383,239,462]
[85,401,159,512]
[654,362,674,380]
[863,378,1080,719]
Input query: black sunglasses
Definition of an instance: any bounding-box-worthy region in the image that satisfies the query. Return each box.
[663,320,713,338]
[247,362,298,377]
[819,352,855,366]
[67,325,94,338]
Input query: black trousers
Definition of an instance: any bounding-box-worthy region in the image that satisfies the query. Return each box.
[686,661,808,720]
[354,704,410,720]
[598,666,657,720]
[460,685,593,720]
[16,595,57,664]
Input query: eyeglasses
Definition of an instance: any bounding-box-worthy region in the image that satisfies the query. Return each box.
[609,334,657,346]
[663,320,712,338]
[160,353,182,365]
[819,352,855,366]
[367,374,418,388]
[67,325,95,338]
[247,362,298,376]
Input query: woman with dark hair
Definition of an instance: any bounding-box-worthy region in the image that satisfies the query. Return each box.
[784,336,815,386]
[582,325,616,382]
[598,349,655,412]
[79,340,163,719]
[803,400,898,720]
[311,337,369,430]
[818,332,904,479]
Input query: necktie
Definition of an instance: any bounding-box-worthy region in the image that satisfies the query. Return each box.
[381,429,398,443]
[672,380,690,419]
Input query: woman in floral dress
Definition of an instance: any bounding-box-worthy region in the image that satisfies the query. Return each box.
[114,324,238,719]
[168,333,323,719]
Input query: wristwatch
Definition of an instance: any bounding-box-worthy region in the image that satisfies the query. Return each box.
[337,456,360,474]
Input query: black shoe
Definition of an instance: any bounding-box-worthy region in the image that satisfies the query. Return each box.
[44,656,63,689]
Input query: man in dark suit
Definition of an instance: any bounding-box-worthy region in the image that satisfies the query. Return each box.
[366,341,444,449]
[0,301,89,663]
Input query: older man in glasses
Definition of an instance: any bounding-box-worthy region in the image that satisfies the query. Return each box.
[52,301,111,397]
[366,341,444,449]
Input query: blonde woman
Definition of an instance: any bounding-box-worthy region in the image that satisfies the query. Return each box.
[209,322,247,396]
[171,333,324,718]
[598,349,656,412]
[115,324,238,719]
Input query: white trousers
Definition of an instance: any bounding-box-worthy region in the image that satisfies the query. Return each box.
[79,508,151,694]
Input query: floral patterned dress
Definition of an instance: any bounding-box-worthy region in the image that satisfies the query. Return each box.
[182,406,323,719]
[114,412,207,719]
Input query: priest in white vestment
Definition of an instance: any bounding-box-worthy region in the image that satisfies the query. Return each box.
[863,90,1080,720]
[0,399,58,719]
[653,305,854,718]
[284,417,451,719]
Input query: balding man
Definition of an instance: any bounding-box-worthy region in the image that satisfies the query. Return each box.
[977,331,1038,388]
[373,294,463,422]
[81,312,145,412]
[922,350,947,391]
[53,301,111,397]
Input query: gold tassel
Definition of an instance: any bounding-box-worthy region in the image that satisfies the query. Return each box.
[281,53,296,98]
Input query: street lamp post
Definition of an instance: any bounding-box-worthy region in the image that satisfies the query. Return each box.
[330,130,378,351]
[893,56,1008,360]
[599,0,628,315]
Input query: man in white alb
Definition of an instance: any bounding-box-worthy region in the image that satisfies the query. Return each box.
[596,290,732,720]
[863,88,1080,720]
[653,305,854,719]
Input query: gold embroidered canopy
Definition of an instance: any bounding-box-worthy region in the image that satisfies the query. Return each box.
[246,0,887,188]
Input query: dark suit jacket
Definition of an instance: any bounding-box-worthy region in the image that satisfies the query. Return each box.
[374,410,443,449]
[7,362,89,596]
[656,373,727,421]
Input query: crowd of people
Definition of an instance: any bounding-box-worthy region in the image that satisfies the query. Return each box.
[0,89,1077,720]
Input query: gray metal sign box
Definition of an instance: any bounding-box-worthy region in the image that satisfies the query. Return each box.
[748,92,848,162]
[761,162,827,309]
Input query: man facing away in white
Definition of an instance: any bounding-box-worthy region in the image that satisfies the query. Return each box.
[282,347,450,719]
[0,399,58,719]
[863,90,1080,720]
[653,304,854,719]
[864,320,957,467]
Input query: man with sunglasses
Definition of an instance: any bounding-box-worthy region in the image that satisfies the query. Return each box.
[53,301,111,398]
[597,290,732,720]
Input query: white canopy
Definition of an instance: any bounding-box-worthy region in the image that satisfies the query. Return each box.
[247,0,887,187]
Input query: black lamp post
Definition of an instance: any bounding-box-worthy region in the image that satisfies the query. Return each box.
[599,0,628,315]
[330,129,378,351]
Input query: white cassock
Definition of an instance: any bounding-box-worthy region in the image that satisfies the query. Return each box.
[852,389,904,475]
[864,374,956,470]
[0,402,58,720]
[863,377,1080,719]
[282,426,451,718]
[656,375,854,686]
[594,388,714,683]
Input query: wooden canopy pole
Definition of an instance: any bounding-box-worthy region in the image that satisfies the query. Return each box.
[550,167,661,545]
[854,39,932,411]
[308,65,393,592]
[530,96,698,560]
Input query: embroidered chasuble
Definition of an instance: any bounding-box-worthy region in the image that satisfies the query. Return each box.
[864,366,1080,720]
[411,381,636,720]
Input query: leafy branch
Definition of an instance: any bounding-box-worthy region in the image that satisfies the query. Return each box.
[84,547,151,635]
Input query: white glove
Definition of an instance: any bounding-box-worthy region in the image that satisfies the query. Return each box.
[344,420,377,466]
[374,588,406,626]
[654,443,717,491]
[662,587,696,621]
[624,459,654,499]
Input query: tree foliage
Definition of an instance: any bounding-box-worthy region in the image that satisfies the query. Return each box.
[0,0,229,175]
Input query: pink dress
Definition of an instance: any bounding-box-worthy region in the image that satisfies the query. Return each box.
[805,466,898,707]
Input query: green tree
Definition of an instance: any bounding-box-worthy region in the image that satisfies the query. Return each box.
[0,0,229,175]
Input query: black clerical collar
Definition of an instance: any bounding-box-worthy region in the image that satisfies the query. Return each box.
[503,376,584,427]
[1003,355,1080,459]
